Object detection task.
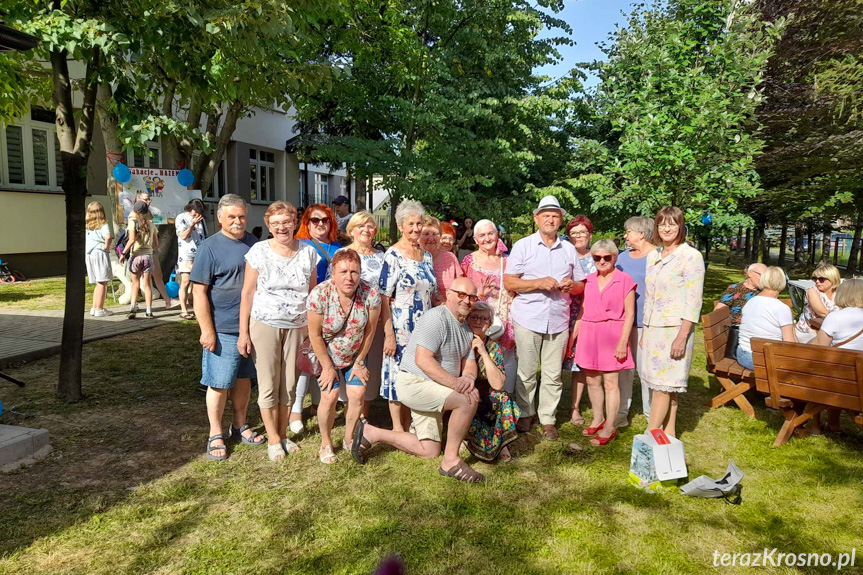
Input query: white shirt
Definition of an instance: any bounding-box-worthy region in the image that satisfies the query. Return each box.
[821,307,863,350]
[738,295,794,353]
[244,240,320,329]
[175,212,206,265]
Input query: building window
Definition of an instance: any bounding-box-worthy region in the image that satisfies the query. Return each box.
[128,139,161,168]
[1,111,64,191]
[250,148,275,202]
[314,173,328,204]
[193,154,228,201]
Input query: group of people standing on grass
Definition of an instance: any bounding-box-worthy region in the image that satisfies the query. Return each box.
[187,192,707,484]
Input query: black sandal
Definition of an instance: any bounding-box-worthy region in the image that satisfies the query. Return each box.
[205,434,228,461]
[351,417,372,464]
[439,460,485,483]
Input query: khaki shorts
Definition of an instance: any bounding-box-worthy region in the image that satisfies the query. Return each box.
[250,319,307,409]
[395,371,453,442]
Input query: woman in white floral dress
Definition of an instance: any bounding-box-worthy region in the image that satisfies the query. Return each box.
[379,200,438,432]
[640,206,704,438]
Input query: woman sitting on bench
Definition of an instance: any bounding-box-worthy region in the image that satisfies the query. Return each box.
[736,266,797,370]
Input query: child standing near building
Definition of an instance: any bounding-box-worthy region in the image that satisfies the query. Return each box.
[120,201,158,319]
[85,201,114,317]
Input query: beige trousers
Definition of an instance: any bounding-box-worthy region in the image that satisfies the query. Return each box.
[250,319,306,409]
[513,321,568,425]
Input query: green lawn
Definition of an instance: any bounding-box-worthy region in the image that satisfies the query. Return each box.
[0,276,125,312]
[0,260,861,574]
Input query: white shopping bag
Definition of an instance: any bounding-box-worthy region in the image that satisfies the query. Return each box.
[629,429,688,491]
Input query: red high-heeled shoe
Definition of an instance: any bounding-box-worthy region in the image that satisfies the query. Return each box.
[591,429,618,446]
[582,420,605,437]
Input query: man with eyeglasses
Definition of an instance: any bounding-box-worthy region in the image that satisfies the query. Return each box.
[715,263,766,325]
[351,277,487,482]
[504,195,586,440]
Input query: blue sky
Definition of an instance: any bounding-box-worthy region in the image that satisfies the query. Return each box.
[536,0,636,87]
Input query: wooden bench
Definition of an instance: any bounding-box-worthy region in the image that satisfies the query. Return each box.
[751,338,863,446]
[701,305,756,417]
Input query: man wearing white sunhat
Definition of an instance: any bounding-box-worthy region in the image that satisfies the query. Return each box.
[504,195,586,440]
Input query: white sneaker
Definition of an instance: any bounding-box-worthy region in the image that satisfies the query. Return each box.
[289,420,304,434]
[93,309,114,317]
[89,308,96,316]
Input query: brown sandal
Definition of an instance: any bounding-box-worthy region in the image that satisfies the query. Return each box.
[439,460,485,483]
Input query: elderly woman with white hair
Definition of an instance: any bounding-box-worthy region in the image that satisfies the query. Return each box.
[566,239,636,446]
[615,215,656,423]
[460,218,517,393]
[379,199,438,431]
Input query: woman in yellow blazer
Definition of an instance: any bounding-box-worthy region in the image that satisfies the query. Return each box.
[639,206,704,437]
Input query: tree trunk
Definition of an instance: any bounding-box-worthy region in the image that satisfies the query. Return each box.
[389,191,401,244]
[196,100,243,194]
[778,218,788,267]
[751,225,761,263]
[744,227,752,260]
[794,221,804,264]
[756,219,768,264]
[847,209,863,276]
[807,225,815,267]
[821,220,832,263]
[355,176,367,211]
[54,48,99,402]
[736,226,743,252]
[95,83,122,226]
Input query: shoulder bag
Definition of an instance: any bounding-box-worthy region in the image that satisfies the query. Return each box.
[296,290,356,376]
[831,326,863,348]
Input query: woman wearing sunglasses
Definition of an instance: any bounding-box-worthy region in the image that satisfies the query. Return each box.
[291,204,343,433]
[795,263,840,343]
[566,239,636,446]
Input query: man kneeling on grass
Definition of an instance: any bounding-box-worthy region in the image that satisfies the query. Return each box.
[351,277,486,482]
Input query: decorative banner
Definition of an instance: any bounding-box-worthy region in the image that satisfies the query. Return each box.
[113,167,201,225]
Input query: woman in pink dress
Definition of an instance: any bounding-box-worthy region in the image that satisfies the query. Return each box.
[566,239,636,446]
[461,219,517,393]
[420,215,463,304]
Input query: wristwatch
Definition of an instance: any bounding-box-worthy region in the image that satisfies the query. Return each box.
[355,359,366,367]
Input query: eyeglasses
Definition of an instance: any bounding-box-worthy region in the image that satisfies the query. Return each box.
[592,254,614,262]
[813,277,829,283]
[658,222,679,229]
[569,231,589,237]
[467,314,491,323]
[448,289,479,303]
[269,222,294,230]
[309,217,330,225]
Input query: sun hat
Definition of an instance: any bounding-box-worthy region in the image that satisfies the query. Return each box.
[533,195,565,215]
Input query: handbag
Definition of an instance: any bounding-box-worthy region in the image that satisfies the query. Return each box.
[724,325,740,360]
[486,255,507,341]
[831,326,863,348]
[297,291,356,376]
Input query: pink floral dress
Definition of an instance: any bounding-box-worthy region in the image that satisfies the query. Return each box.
[306,280,381,368]
[461,252,515,351]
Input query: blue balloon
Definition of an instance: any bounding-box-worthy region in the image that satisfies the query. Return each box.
[112,163,131,183]
[701,213,713,226]
[177,168,194,187]
[165,272,180,298]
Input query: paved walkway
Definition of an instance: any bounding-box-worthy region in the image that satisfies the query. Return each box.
[0,306,188,369]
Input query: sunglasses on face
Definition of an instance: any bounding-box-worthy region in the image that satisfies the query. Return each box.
[592,254,614,262]
[309,217,330,225]
[813,277,829,283]
[449,289,479,303]
[467,314,491,323]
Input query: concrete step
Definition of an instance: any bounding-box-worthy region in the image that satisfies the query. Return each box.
[0,424,51,468]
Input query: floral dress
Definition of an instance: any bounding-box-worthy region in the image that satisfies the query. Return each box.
[795,289,837,343]
[378,247,437,401]
[460,252,515,351]
[467,340,521,461]
[307,280,381,368]
[640,244,704,393]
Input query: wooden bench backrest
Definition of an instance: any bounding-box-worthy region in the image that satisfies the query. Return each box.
[751,338,863,413]
[702,306,731,371]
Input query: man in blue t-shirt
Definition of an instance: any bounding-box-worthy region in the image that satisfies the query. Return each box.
[191,194,265,460]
